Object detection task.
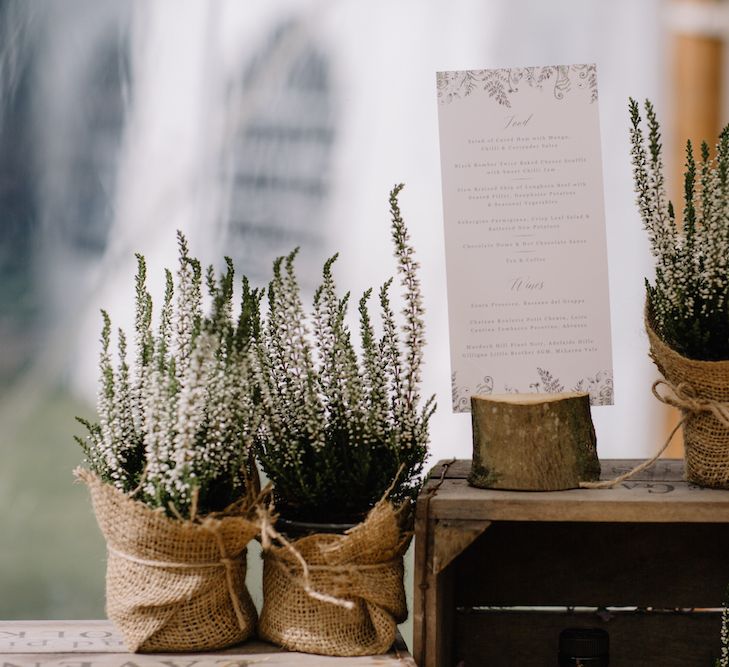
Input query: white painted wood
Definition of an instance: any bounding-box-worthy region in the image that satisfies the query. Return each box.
[0,622,415,666]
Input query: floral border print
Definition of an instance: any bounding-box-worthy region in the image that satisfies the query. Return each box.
[437,64,598,108]
[452,372,494,411]
[452,367,613,411]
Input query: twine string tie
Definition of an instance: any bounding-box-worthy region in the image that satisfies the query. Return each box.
[580,379,729,489]
[257,507,356,611]
[105,519,250,633]
[652,379,729,427]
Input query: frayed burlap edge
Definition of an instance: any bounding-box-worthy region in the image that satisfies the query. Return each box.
[645,312,729,488]
[258,499,412,657]
[76,468,258,652]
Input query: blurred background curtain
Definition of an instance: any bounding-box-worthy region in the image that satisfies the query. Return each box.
[0,0,681,642]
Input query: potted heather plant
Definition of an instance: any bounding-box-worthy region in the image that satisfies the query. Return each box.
[253,184,435,657]
[75,232,262,652]
[630,98,729,488]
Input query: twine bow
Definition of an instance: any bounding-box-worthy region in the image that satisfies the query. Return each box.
[256,465,409,611]
[202,519,251,633]
[652,379,729,427]
[107,488,358,613]
[580,379,726,489]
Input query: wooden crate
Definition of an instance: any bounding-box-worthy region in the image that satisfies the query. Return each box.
[413,459,729,667]
[0,621,416,666]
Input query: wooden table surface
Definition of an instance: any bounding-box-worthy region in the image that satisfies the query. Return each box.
[0,621,416,666]
[426,458,729,522]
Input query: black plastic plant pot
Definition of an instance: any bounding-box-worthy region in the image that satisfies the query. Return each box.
[275,517,356,540]
[558,627,609,666]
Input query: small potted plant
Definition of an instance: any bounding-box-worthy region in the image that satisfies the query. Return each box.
[253,184,435,656]
[75,232,261,652]
[630,98,729,487]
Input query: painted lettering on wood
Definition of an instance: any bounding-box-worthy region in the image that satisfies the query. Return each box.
[0,622,414,667]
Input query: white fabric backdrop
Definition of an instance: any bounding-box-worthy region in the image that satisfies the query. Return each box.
[64,0,668,463]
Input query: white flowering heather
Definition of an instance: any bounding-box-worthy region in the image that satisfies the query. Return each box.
[631,99,729,360]
[253,184,436,523]
[77,311,137,490]
[133,253,153,438]
[175,233,202,383]
[75,232,263,518]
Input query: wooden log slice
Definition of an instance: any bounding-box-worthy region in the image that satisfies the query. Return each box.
[469,392,600,491]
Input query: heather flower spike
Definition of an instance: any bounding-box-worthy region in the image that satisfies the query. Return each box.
[76,233,261,518]
[630,99,729,360]
[253,184,436,522]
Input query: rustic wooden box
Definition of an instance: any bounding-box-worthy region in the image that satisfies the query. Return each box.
[413,459,729,667]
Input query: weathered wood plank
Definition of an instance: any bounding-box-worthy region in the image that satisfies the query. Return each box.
[412,496,430,666]
[432,520,490,574]
[0,622,415,666]
[0,653,415,667]
[0,623,125,654]
[414,459,729,667]
[454,521,729,608]
[428,459,471,480]
[598,459,685,482]
[428,477,729,522]
[454,609,721,667]
[423,526,454,667]
[429,458,687,482]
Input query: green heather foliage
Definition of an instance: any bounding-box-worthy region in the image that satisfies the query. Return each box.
[630,98,729,360]
[253,184,436,523]
[75,232,262,518]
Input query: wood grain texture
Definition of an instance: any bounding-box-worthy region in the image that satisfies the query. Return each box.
[455,609,721,667]
[411,493,429,667]
[427,476,729,523]
[413,459,729,667]
[470,393,599,490]
[423,557,454,667]
[429,458,687,482]
[432,520,490,575]
[0,622,415,666]
[412,470,443,667]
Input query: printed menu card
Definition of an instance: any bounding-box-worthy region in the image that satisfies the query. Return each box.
[437,64,613,410]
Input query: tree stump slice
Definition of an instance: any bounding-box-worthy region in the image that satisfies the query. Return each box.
[469,392,600,491]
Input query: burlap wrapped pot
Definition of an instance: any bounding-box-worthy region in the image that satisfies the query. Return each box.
[646,314,729,488]
[76,468,258,652]
[258,499,411,657]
